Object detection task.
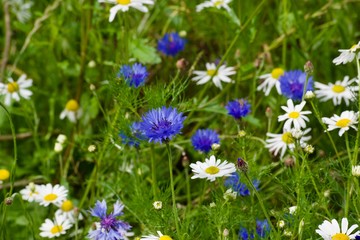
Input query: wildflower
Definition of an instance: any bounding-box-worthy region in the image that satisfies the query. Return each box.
[192,62,236,89]
[191,129,220,153]
[223,188,237,201]
[238,130,246,137]
[289,206,297,215]
[277,220,285,228]
[118,63,148,88]
[257,67,284,96]
[157,32,186,56]
[291,128,303,139]
[352,165,360,177]
[196,0,232,12]
[190,155,236,182]
[304,61,314,75]
[152,201,162,210]
[304,144,314,154]
[224,172,259,196]
[54,134,67,153]
[88,200,132,240]
[0,169,10,184]
[209,202,216,208]
[54,143,64,153]
[9,0,33,23]
[225,99,251,119]
[55,200,83,224]
[176,58,188,70]
[315,76,358,106]
[278,99,311,130]
[304,90,315,99]
[333,42,360,65]
[37,184,68,207]
[19,182,40,202]
[211,143,220,150]
[88,145,96,152]
[236,158,248,173]
[238,220,270,239]
[139,106,186,144]
[60,99,82,123]
[56,134,67,144]
[316,218,360,239]
[39,214,72,239]
[119,122,146,147]
[140,231,173,240]
[322,110,359,137]
[279,70,314,101]
[0,74,32,106]
[266,128,311,158]
[98,0,154,22]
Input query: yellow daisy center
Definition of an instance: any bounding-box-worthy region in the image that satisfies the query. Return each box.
[214,0,224,6]
[61,200,74,212]
[332,233,349,240]
[336,118,351,128]
[205,166,220,175]
[51,225,63,234]
[7,82,19,93]
[288,111,300,119]
[282,132,294,144]
[207,69,217,76]
[44,193,58,202]
[65,99,79,111]
[271,68,284,79]
[117,0,131,4]
[0,169,10,181]
[159,236,173,240]
[332,85,345,93]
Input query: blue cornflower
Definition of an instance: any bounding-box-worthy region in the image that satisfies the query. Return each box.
[224,172,259,196]
[88,200,132,240]
[118,63,148,88]
[279,70,314,101]
[191,129,220,153]
[157,32,186,56]
[139,106,186,144]
[119,122,145,147]
[225,99,251,119]
[238,220,270,239]
[239,227,254,240]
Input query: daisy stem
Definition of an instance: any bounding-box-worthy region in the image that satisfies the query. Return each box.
[166,143,181,237]
[352,55,360,167]
[345,132,353,217]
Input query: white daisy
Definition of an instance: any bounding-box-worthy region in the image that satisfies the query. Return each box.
[266,128,311,159]
[0,74,32,106]
[19,182,40,202]
[39,214,72,238]
[196,0,232,12]
[257,67,284,96]
[98,0,154,22]
[322,110,359,137]
[316,218,360,240]
[55,199,83,224]
[333,41,360,65]
[315,76,358,106]
[60,99,82,123]
[190,155,236,182]
[192,63,236,89]
[278,99,311,130]
[37,183,68,207]
[140,231,173,240]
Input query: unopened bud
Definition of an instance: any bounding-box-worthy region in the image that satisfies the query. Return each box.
[54,142,64,153]
[277,220,285,228]
[56,134,67,144]
[304,61,314,75]
[304,91,315,100]
[237,158,248,173]
[176,58,189,71]
[284,157,295,167]
[88,145,96,152]
[179,30,187,37]
[304,144,314,154]
[5,197,13,205]
[211,143,220,151]
[88,60,96,68]
[90,84,96,91]
[153,201,163,210]
[181,152,189,167]
[265,107,273,118]
[223,228,229,237]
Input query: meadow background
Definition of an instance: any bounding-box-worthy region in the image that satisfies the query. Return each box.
[1,0,360,239]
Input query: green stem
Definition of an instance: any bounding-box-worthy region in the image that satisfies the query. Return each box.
[150,145,158,199]
[352,55,360,166]
[166,143,180,237]
[345,132,353,217]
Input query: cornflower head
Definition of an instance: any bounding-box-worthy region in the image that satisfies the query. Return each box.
[191,129,220,153]
[225,99,251,119]
[224,172,260,196]
[118,63,148,88]
[279,70,314,101]
[88,200,132,240]
[238,220,270,239]
[119,122,145,147]
[139,106,186,144]
[157,32,186,56]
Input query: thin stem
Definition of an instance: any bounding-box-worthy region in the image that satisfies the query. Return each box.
[166,143,180,237]
[345,132,353,217]
[150,145,158,199]
[352,55,360,166]
[0,1,11,82]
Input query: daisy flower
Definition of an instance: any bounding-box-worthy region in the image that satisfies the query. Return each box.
[257,67,284,96]
[0,74,32,106]
[333,41,360,65]
[316,218,360,240]
[118,63,148,88]
[55,199,83,224]
[196,0,232,12]
[225,99,251,119]
[37,183,68,207]
[0,169,10,184]
[192,62,236,89]
[191,129,220,153]
[315,76,358,106]
[322,110,359,137]
[157,32,186,57]
[98,0,154,22]
[60,99,82,123]
[39,214,72,239]
[279,70,314,101]
[278,99,311,130]
[140,231,173,240]
[266,128,311,158]
[190,155,236,182]
[19,182,40,202]
[139,106,186,144]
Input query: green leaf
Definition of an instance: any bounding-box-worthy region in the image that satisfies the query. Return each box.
[129,38,161,64]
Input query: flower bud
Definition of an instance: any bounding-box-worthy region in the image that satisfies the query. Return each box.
[237,158,248,173]
[304,90,315,99]
[4,197,13,205]
[176,58,188,71]
[153,201,163,210]
[265,107,273,118]
[304,60,314,75]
